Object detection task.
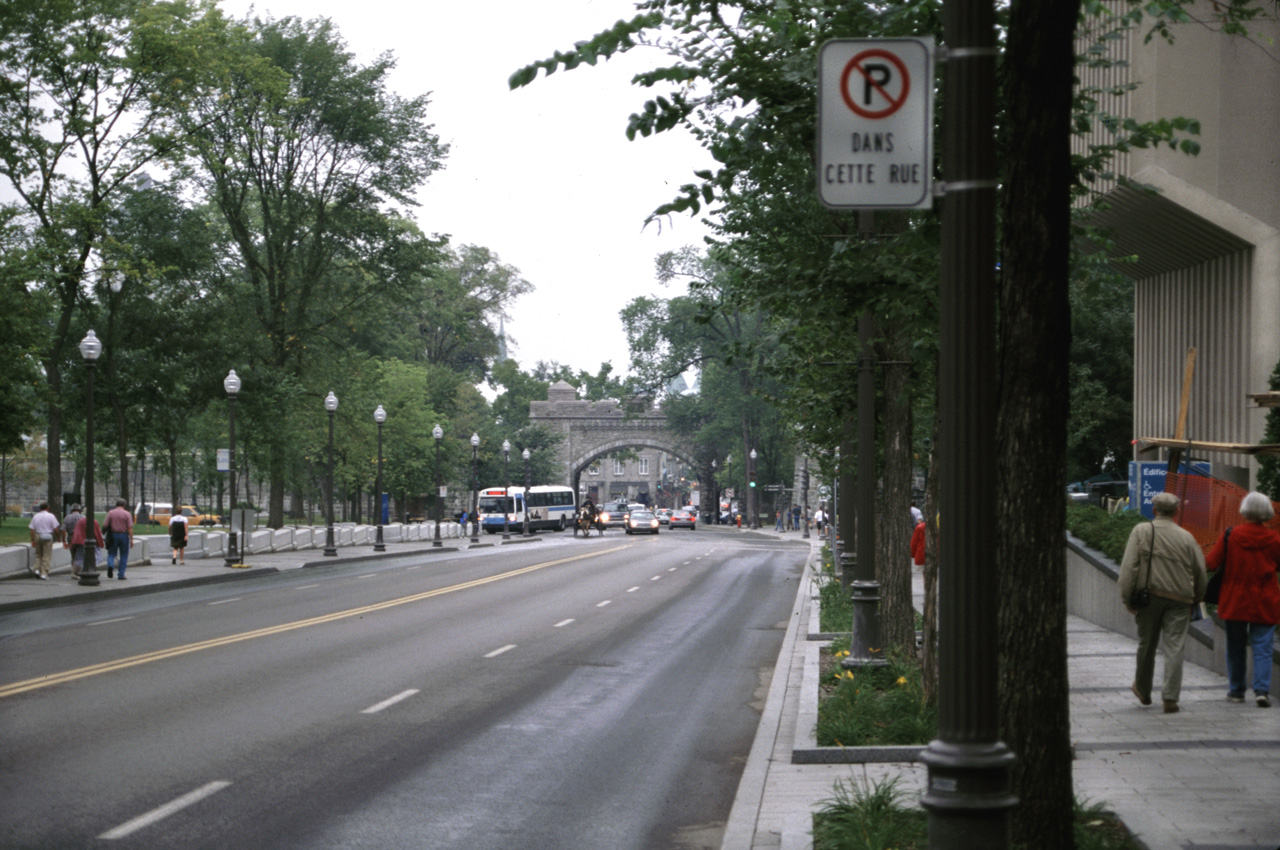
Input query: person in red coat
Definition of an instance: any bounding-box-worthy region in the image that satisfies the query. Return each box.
[1205,491,1280,708]
[910,520,927,566]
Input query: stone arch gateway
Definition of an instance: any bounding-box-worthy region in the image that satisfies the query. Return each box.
[529,381,699,501]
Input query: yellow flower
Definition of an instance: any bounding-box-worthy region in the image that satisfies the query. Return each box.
[896,676,907,686]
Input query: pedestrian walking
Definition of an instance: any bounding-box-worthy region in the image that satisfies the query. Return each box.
[775,510,784,532]
[104,498,134,580]
[28,501,61,580]
[1205,491,1280,708]
[71,512,105,576]
[911,519,927,566]
[813,507,825,533]
[791,504,801,531]
[910,501,924,525]
[1118,492,1207,714]
[62,504,84,578]
[169,509,189,564]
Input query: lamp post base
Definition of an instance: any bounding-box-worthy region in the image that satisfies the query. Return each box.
[920,739,1016,848]
[374,526,385,553]
[77,569,101,587]
[324,526,337,557]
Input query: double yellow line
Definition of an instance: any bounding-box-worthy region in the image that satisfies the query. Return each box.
[0,545,628,700]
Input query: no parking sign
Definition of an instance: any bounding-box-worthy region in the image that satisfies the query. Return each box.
[818,38,935,209]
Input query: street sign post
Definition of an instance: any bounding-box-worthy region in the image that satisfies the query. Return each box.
[817,38,935,209]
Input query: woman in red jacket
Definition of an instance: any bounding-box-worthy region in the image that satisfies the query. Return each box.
[1205,491,1280,707]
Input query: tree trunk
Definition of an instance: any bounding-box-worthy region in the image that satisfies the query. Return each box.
[168,440,180,513]
[114,403,130,506]
[878,338,916,658]
[997,0,1080,843]
[44,362,65,514]
[838,409,856,594]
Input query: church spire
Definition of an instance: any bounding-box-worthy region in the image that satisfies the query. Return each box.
[496,317,509,364]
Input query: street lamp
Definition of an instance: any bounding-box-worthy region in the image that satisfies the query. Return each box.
[224,370,241,567]
[727,454,733,523]
[711,458,718,523]
[501,439,511,540]
[522,447,532,537]
[749,448,759,529]
[433,423,444,548]
[373,405,386,552]
[79,330,102,586]
[470,433,480,543]
[323,391,338,556]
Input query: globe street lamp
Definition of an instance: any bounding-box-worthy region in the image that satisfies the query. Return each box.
[79,330,102,586]
[433,423,444,548]
[224,370,242,567]
[711,458,718,523]
[323,391,338,557]
[501,439,511,540]
[522,447,532,537]
[749,448,760,529]
[469,433,480,543]
[373,405,387,552]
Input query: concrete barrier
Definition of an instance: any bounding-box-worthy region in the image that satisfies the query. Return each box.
[271,528,294,552]
[202,532,225,559]
[337,526,352,546]
[384,524,403,543]
[293,527,313,549]
[0,545,31,578]
[247,529,273,554]
[352,526,369,545]
[186,530,208,559]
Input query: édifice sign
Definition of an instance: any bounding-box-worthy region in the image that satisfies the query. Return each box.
[817,38,935,210]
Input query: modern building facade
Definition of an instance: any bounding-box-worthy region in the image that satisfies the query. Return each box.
[1076,1,1280,488]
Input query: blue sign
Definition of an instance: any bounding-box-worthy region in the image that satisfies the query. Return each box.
[1129,461,1211,518]
[381,493,390,525]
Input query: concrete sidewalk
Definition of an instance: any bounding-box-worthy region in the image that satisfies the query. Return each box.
[722,528,1280,850]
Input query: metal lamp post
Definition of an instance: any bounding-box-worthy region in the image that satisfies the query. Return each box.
[224,370,241,567]
[749,448,759,529]
[522,448,531,537]
[323,391,338,557]
[79,330,102,586]
[501,440,511,540]
[711,459,718,523]
[433,424,444,547]
[726,454,733,522]
[374,405,386,552]
[469,433,480,543]
[802,457,811,540]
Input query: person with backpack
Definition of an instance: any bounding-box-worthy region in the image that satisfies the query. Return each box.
[1205,491,1280,708]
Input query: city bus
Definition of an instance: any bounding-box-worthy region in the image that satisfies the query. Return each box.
[476,485,576,533]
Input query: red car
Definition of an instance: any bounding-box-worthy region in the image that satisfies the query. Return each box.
[669,509,696,530]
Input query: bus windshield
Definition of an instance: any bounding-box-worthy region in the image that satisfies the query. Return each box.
[478,496,514,514]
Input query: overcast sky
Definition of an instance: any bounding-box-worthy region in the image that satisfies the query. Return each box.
[219,0,715,379]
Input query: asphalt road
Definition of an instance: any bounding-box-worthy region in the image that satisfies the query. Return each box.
[1,527,805,849]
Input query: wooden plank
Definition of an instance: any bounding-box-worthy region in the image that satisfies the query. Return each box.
[1138,437,1280,458]
[1168,347,1197,474]
[1248,392,1280,408]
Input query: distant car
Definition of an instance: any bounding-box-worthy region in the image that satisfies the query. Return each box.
[670,509,697,530]
[625,510,660,535]
[598,501,631,528]
[655,509,672,525]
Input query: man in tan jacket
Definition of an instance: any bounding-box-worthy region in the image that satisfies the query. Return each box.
[1118,492,1208,714]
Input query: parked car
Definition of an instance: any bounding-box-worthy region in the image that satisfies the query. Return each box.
[598,501,631,528]
[625,510,660,535]
[135,503,219,526]
[670,509,697,530]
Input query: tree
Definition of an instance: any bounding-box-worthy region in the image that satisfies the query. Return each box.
[0,0,222,512]
[179,14,448,527]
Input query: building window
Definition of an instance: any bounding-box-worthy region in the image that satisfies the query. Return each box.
[613,459,625,476]
[588,465,599,476]
[638,458,649,476]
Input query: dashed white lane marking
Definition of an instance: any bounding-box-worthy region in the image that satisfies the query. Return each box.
[361,689,419,714]
[357,573,377,579]
[596,600,612,608]
[650,576,661,582]
[627,586,640,593]
[404,565,422,571]
[294,584,319,590]
[554,619,575,628]
[208,598,241,606]
[683,561,692,565]
[87,617,135,627]
[485,644,518,658]
[99,780,232,840]
[668,567,677,572]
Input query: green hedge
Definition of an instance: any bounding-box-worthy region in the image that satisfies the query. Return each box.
[1065,503,1145,564]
